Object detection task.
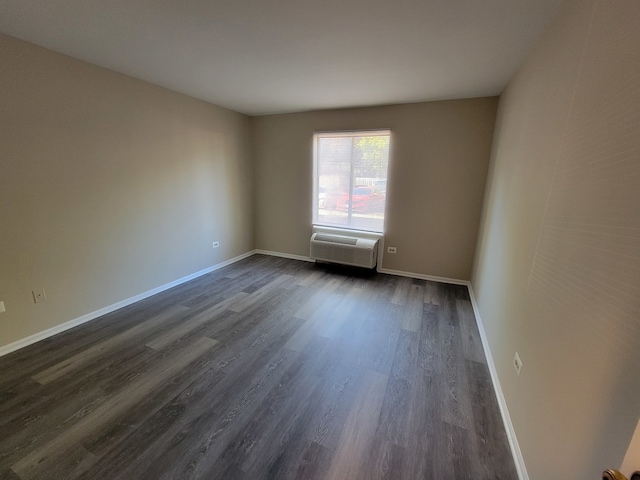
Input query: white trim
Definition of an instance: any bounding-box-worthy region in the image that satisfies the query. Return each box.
[254,249,315,263]
[312,129,391,232]
[254,244,469,286]
[377,267,468,286]
[0,250,255,358]
[467,284,529,480]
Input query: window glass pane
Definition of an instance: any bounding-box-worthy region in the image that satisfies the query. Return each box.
[314,131,390,233]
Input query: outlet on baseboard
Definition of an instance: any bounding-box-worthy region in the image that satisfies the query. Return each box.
[0,301,5,313]
[513,352,523,376]
[32,289,47,304]
[387,246,397,254]
[212,241,220,248]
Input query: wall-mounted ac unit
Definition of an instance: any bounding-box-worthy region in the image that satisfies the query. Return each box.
[310,233,379,269]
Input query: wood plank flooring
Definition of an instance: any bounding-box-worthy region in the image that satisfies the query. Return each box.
[0,254,517,479]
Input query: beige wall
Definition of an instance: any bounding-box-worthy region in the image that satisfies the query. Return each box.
[252,98,498,280]
[0,34,254,349]
[471,1,640,479]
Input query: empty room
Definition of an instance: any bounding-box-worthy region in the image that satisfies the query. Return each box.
[1,0,639,479]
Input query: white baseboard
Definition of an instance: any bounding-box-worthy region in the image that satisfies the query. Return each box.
[377,267,468,286]
[253,252,527,478]
[254,249,315,263]
[253,250,468,287]
[0,250,255,358]
[0,247,526,480]
[467,284,529,480]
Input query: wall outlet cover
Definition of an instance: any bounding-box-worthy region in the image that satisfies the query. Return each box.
[513,352,523,376]
[32,289,47,304]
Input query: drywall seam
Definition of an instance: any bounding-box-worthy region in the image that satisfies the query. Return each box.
[377,267,468,286]
[254,249,315,262]
[467,283,529,480]
[526,0,598,292]
[0,250,256,358]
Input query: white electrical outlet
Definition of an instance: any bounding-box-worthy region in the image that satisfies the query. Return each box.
[387,246,397,254]
[513,352,523,376]
[212,241,220,248]
[32,289,47,304]
[0,301,5,314]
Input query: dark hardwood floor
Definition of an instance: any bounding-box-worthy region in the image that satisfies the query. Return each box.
[0,254,517,479]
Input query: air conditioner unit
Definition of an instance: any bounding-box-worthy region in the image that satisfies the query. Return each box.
[310,233,379,269]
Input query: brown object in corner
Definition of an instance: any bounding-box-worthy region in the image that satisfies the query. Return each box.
[603,469,628,480]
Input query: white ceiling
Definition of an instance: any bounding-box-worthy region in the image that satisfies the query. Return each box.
[0,0,563,116]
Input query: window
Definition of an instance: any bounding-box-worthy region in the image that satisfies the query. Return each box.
[313,130,391,233]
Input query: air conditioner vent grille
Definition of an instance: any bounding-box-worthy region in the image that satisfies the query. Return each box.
[314,234,358,245]
[310,232,379,269]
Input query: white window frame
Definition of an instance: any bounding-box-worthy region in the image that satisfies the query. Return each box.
[312,129,391,233]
